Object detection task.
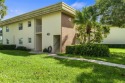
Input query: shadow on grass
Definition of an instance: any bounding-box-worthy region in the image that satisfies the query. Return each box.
[109,52,125,64]
[111,52,125,58]
[45,56,125,83]
[0,50,35,57]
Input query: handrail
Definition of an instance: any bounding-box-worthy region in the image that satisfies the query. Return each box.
[36,25,42,32]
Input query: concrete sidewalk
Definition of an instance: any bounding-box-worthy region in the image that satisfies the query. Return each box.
[49,54,125,69]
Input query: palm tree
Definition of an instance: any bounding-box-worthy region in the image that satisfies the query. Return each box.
[74,10,87,44]
[0,0,7,20]
[74,6,110,44]
[74,7,95,44]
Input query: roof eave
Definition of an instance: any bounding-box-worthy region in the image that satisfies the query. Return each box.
[0,2,76,27]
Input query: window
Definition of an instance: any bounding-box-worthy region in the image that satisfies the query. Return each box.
[19,23,23,30]
[19,38,23,45]
[28,21,31,27]
[6,26,9,32]
[28,38,32,43]
[6,39,9,44]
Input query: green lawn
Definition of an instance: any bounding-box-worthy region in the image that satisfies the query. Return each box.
[0,50,125,83]
[59,48,125,65]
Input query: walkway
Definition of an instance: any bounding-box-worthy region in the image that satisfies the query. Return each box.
[49,54,125,69]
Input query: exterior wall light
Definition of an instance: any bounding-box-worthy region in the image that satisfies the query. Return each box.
[47,33,50,36]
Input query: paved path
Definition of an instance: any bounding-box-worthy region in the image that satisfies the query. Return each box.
[49,54,125,69]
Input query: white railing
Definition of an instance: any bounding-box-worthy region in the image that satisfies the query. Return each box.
[36,25,42,33]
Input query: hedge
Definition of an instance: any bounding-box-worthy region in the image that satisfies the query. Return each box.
[103,44,125,48]
[0,40,2,44]
[16,46,31,51]
[0,45,16,50]
[66,44,110,57]
[43,48,48,53]
[0,45,31,51]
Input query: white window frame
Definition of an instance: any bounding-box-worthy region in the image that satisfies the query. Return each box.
[28,21,31,27]
[19,23,23,30]
[28,38,32,43]
[6,39,9,44]
[19,38,23,45]
[6,26,9,32]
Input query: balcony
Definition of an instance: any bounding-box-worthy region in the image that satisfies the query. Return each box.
[36,25,42,33]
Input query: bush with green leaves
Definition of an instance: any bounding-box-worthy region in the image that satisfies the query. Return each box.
[16,46,31,51]
[43,48,48,53]
[0,45,16,50]
[104,44,125,48]
[66,44,110,57]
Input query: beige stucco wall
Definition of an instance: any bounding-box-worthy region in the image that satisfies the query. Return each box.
[2,12,62,52]
[42,12,61,52]
[2,19,35,49]
[61,13,76,52]
[102,27,125,44]
[2,11,74,52]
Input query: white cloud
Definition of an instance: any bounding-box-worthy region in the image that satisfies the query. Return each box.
[2,9,25,20]
[71,2,86,9]
[9,9,23,15]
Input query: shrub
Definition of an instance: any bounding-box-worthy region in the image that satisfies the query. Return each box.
[0,40,2,44]
[66,45,75,54]
[0,45,16,50]
[43,48,48,53]
[103,44,125,48]
[16,46,29,51]
[66,44,110,57]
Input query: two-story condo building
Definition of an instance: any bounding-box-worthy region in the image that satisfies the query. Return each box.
[0,2,76,53]
[0,2,125,53]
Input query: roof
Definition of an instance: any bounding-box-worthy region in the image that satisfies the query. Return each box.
[0,2,75,27]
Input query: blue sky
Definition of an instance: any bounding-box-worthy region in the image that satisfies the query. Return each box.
[4,0,95,20]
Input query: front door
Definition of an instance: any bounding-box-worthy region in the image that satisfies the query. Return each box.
[53,35,60,53]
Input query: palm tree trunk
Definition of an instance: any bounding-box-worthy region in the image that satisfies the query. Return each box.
[86,25,91,43]
[88,33,91,43]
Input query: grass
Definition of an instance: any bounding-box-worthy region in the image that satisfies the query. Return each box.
[0,50,125,83]
[59,48,125,65]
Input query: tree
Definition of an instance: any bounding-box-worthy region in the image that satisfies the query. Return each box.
[0,29,2,33]
[95,0,125,27]
[74,7,110,44]
[0,0,7,20]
